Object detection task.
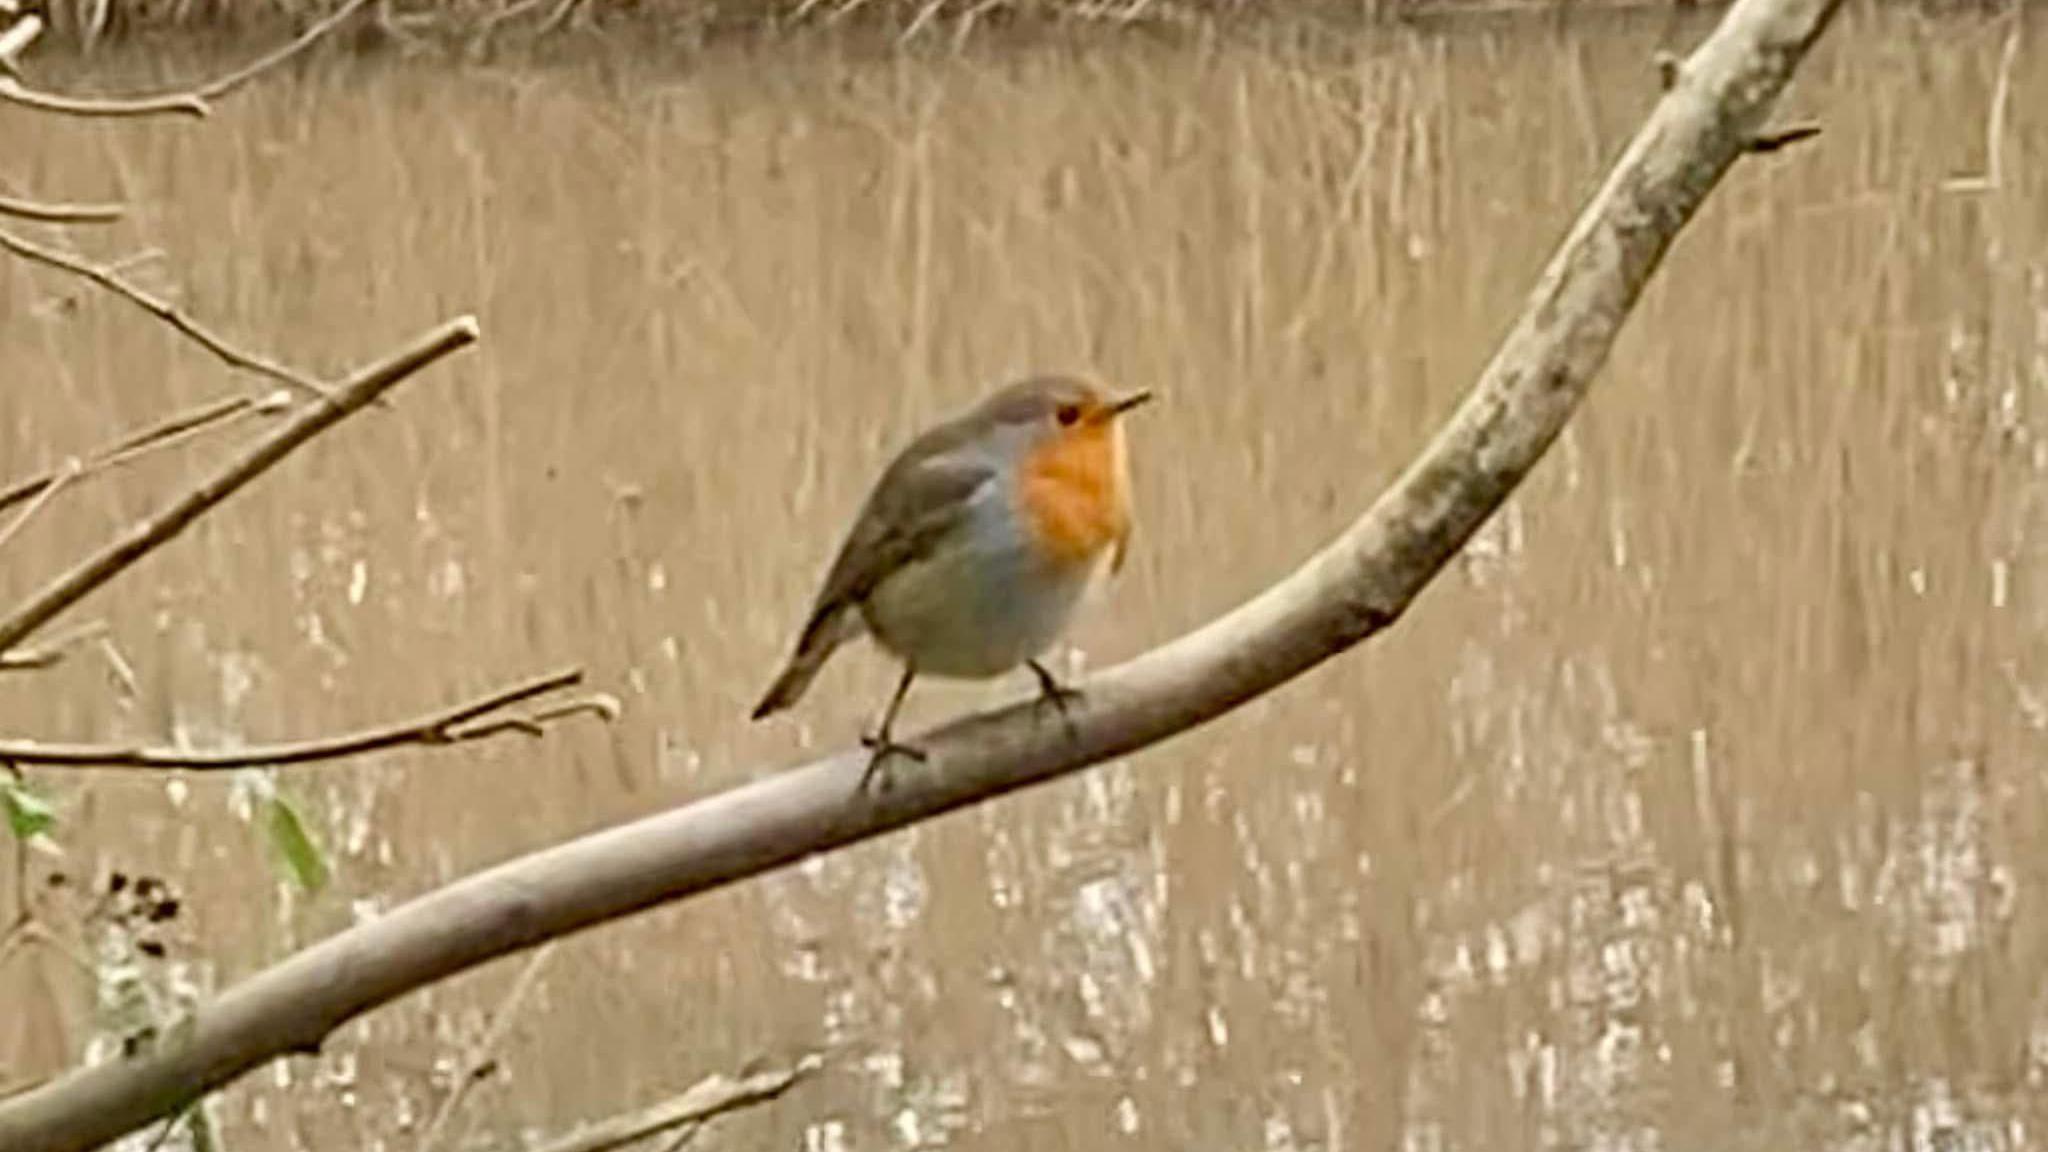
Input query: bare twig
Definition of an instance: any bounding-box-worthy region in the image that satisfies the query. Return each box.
[0,13,42,73]
[529,1056,822,1152]
[0,667,598,770]
[0,226,330,398]
[0,0,374,119]
[0,0,1842,1142]
[0,193,123,224]
[192,0,377,103]
[413,943,559,1152]
[0,457,80,554]
[0,392,290,518]
[0,621,106,674]
[0,80,206,118]
[1746,122,1821,153]
[0,315,479,658]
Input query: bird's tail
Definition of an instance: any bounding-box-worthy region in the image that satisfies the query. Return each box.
[750,603,861,720]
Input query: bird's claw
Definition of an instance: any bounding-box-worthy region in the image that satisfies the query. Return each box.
[1026,660,1084,736]
[858,731,927,794]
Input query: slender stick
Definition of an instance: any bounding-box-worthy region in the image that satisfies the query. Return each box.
[0,193,122,225]
[412,943,560,1152]
[0,668,610,770]
[0,227,330,398]
[0,0,375,120]
[0,392,285,518]
[0,458,79,554]
[528,1058,821,1152]
[0,316,479,658]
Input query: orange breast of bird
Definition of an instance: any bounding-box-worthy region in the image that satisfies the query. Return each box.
[1017,420,1134,572]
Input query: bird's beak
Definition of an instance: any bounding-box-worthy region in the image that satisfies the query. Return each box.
[1100,390,1154,421]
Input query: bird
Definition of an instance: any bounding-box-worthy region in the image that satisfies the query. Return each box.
[751,374,1152,791]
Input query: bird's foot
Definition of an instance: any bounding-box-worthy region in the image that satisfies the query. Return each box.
[858,731,928,794]
[1026,659,1084,736]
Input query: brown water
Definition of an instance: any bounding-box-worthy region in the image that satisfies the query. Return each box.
[2,8,2045,1150]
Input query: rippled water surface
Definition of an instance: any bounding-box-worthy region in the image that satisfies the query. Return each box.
[3,9,2046,1150]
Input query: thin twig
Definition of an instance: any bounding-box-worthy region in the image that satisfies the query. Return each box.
[0,193,123,225]
[446,695,622,743]
[0,226,331,399]
[413,943,559,1152]
[0,80,206,118]
[192,0,377,103]
[0,391,290,518]
[0,315,478,657]
[0,0,374,120]
[528,1056,822,1152]
[1746,122,1821,153]
[0,457,79,554]
[0,667,596,770]
[0,13,42,73]
[0,620,105,674]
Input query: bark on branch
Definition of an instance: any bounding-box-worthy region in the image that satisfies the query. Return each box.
[0,0,1841,1146]
[0,316,479,660]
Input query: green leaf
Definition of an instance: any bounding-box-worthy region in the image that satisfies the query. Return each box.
[263,794,329,895]
[2,779,56,841]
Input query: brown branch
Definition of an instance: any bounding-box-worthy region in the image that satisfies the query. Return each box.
[0,316,479,659]
[0,0,374,120]
[0,391,288,518]
[0,457,79,554]
[0,227,330,398]
[0,192,123,224]
[0,13,44,75]
[0,0,1843,1144]
[528,1057,821,1152]
[0,79,206,118]
[0,620,105,674]
[0,668,598,770]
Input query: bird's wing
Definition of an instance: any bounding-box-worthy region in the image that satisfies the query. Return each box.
[790,448,997,651]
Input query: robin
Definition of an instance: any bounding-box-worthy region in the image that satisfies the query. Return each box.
[751,374,1152,790]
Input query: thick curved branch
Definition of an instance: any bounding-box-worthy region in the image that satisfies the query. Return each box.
[0,317,479,659]
[0,0,374,120]
[0,668,616,770]
[0,0,1841,1146]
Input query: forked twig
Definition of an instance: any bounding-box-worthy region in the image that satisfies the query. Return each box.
[0,392,290,518]
[0,226,330,398]
[0,316,479,657]
[0,0,375,120]
[0,13,44,75]
[0,620,106,674]
[0,457,79,554]
[0,668,613,770]
[528,1057,822,1152]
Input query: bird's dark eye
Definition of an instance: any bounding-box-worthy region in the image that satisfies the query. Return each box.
[1055,404,1083,427]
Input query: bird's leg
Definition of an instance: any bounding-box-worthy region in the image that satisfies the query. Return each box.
[858,665,925,794]
[1026,658,1083,736]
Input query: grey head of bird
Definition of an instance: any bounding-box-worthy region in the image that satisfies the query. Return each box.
[912,374,1155,466]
